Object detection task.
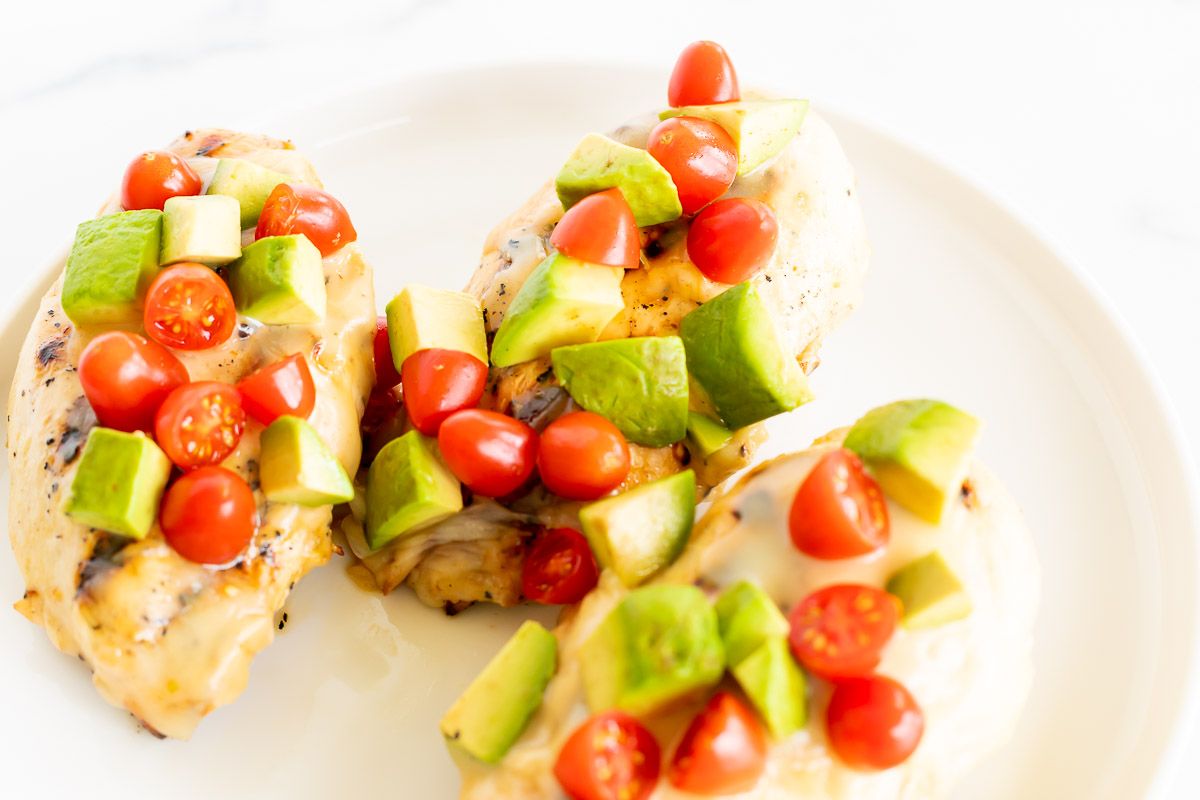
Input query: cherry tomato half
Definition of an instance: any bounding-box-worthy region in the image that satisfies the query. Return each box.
[160,466,257,565]
[555,711,661,800]
[687,197,778,284]
[154,382,246,470]
[255,184,357,257]
[78,331,189,432]
[373,316,402,390]
[826,675,925,771]
[437,409,538,497]
[120,150,202,211]
[401,348,488,436]
[790,449,889,560]
[537,411,630,501]
[550,188,641,269]
[668,41,740,108]
[668,692,768,795]
[522,527,599,605]
[788,584,899,680]
[143,262,237,351]
[237,354,316,425]
[647,117,737,215]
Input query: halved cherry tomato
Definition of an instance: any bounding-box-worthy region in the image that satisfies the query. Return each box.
[668,41,740,107]
[555,711,661,800]
[78,331,188,432]
[361,385,402,439]
[790,449,889,560]
[236,354,316,425]
[255,184,357,257]
[550,188,641,269]
[647,117,737,215]
[826,675,924,771]
[537,411,630,500]
[154,382,246,470]
[120,150,202,211]
[687,197,778,284]
[668,692,767,795]
[143,262,237,351]
[522,527,599,605]
[401,349,488,435]
[160,466,257,565]
[788,584,898,679]
[438,409,538,497]
[373,316,402,389]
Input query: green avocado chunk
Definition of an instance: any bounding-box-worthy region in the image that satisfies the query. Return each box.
[579,470,696,588]
[63,428,171,539]
[490,253,624,368]
[731,637,808,738]
[62,210,162,327]
[686,412,734,457]
[228,234,327,325]
[160,195,242,266]
[714,580,790,667]
[259,416,354,506]
[365,430,462,550]
[440,620,557,764]
[205,159,292,228]
[385,285,488,369]
[843,399,980,524]
[679,282,812,429]
[551,336,688,447]
[660,99,809,175]
[555,133,682,226]
[886,551,972,629]
[581,584,724,716]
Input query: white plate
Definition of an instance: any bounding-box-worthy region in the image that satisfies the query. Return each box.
[2,64,1197,798]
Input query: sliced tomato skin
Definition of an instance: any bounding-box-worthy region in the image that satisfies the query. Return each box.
[373,316,402,390]
[668,41,740,107]
[237,354,316,425]
[438,409,539,497]
[550,188,641,269]
[143,262,237,351]
[254,184,357,257]
[826,675,925,771]
[788,584,899,679]
[522,527,599,605]
[78,331,189,432]
[555,711,661,800]
[154,382,247,470]
[401,349,488,436]
[160,466,257,565]
[647,116,738,215]
[120,150,202,211]
[790,448,890,560]
[668,692,767,795]
[537,411,631,501]
[687,197,779,284]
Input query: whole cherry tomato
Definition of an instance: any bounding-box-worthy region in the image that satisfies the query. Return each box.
[437,409,538,497]
[143,262,237,351]
[78,331,188,432]
[790,449,889,560]
[236,354,316,425]
[154,382,246,470]
[160,466,257,565]
[826,675,925,771]
[668,41,740,107]
[373,316,402,389]
[537,411,630,500]
[788,584,899,679]
[401,348,488,436]
[521,527,599,605]
[120,150,202,211]
[555,711,661,800]
[255,184,357,257]
[668,692,768,795]
[550,188,641,269]
[687,197,778,284]
[647,117,737,215]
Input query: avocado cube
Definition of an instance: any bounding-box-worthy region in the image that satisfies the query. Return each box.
[843,399,980,524]
[731,637,808,738]
[714,580,790,667]
[62,210,162,327]
[228,235,326,325]
[384,285,488,369]
[555,133,682,226]
[490,254,624,367]
[686,412,734,457]
[886,551,972,629]
[552,336,688,447]
[579,470,696,588]
[206,159,291,228]
[259,416,354,506]
[365,431,462,550]
[160,195,242,266]
[63,428,171,539]
[440,620,557,763]
[680,282,812,429]
[661,99,809,176]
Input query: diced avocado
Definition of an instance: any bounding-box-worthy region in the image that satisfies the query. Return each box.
[886,551,972,629]
[62,210,162,327]
[555,133,682,226]
[579,470,696,587]
[551,337,688,447]
[660,99,809,175]
[365,430,462,550]
[843,399,981,524]
[384,285,488,369]
[731,638,807,738]
[228,234,326,325]
[440,620,557,764]
[714,580,790,667]
[206,159,291,228]
[490,254,624,367]
[63,428,171,539]
[160,195,242,266]
[259,416,354,506]
[686,412,734,457]
[581,584,724,715]
[679,282,812,429]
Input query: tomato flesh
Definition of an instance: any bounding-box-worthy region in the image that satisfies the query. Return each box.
[160,466,257,565]
[687,197,778,284]
[790,449,889,559]
[255,184,357,257]
[437,409,538,497]
[401,348,488,435]
[668,41,740,107]
[522,527,599,605]
[154,382,247,470]
[120,150,202,211]
[550,188,641,269]
[373,316,402,389]
[78,331,188,432]
[647,117,737,215]
[143,262,237,351]
[555,711,661,800]
[237,354,316,425]
[669,692,767,795]
[537,411,630,500]
[826,675,924,771]
[788,584,898,679]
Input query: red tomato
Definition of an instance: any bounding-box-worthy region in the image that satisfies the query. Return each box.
[668,692,768,795]
[236,354,316,425]
[826,675,925,771]
[789,584,899,679]
[160,466,257,565]
[550,188,641,269]
[143,262,237,351]
[687,198,778,283]
[401,349,488,435]
[555,711,661,800]
[78,331,189,432]
[437,409,538,497]
[647,117,737,215]
[361,385,402,438]
[537,412,630,500]
[522,527,599,605]
[790,449,889,560]
[668,41,740,107]
[120,150,202,211]
[154,382,247,470]
[373,316,402,389]
[255,184,357,257]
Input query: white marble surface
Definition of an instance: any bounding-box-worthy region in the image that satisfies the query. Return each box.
[1,0,1198,793]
